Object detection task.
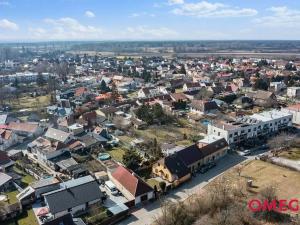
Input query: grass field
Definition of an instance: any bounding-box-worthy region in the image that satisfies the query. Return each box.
[279,148,300,160]
[18,209,38,225]
[7,95,51,111]
[106,147,126,162]
[147,178,161,190]
[21,174,36,187]
[134,124,204,144]
[2,208,40,225]
[207,160,300,201]
[5,189,19,204]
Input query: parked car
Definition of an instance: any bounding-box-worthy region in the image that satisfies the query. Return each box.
[207,161,216,169]
[199,164,210,174]
[238,149,251,156]
[105,181,119,196]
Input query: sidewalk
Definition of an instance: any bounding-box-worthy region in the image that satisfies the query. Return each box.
[271,157,300,171]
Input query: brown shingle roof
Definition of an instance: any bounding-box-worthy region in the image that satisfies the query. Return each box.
[7,122,38,133]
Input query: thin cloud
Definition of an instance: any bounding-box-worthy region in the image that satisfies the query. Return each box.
[254,6,300,27]
[168,0,184,5]
[85,10,96,18]
[29,17,102,40]
[170,1,257,18]
[0,19,18,30]
[125,26,177,39]
[129,12,156,18]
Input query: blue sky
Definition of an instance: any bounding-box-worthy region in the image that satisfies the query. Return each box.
[0,0,299,41]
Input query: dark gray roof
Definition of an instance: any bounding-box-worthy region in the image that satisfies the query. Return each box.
[157,154,190,179]
[43,176,103,214]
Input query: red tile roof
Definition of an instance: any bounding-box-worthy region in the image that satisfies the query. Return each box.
[111,166,153,197]
[287,104,300,111]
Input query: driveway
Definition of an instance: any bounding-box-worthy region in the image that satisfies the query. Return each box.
[119,153,247,225]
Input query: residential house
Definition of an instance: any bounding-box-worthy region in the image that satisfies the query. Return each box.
[43,175,103,218]
[0,150,15,171]
[281,104,300,126]
[246,90,277,107]
[152,154,191,186]
[44,128,74,144]
[43,213,86,225]
[109,166,154,205]
[287,87,300,98]
[153,136,228,184]
[0,172,13,191]
[7,122,43,138]
[97,106,118,121]
[78,132,107,150]
[28,137,69,166]
[269,81,286,93]
[137,87,168,98]
[190,100,219,115]
[170,93,189,110]
[182,82,202,92]
[0,129,19,150]
[68,124,84,135]
[174,137,228,172]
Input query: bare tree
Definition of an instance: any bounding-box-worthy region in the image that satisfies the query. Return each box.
[268,132,291,156]
[234,164,244,176]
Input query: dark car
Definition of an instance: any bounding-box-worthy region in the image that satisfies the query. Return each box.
[199,165,210,174]
[207,161,216,169]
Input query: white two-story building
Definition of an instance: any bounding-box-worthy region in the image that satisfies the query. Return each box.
[207,110,292,146]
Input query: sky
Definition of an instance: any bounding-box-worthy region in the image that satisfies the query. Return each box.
[0,0,300,41]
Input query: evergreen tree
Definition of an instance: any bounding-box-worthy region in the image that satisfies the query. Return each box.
[100,80,109,92]
[179,64,186,74]
[123,150,142,171]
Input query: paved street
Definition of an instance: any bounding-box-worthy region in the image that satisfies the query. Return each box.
[119,153,247,225]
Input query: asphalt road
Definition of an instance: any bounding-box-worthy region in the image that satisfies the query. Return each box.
[118,153,247,225]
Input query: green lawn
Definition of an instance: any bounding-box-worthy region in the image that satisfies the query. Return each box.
[6,95,51,111]
[1,204,37,225]
[21,174,36,187]
[134,124,203,144]
[147,178,161,190]
[279,148,300,160]
[106,148,126,162]
[18,209,38,225]
[175,139,194,146]
[13,166,36,188]
[5,190,19,204]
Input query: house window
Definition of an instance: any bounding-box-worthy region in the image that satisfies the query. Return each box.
[141,194,148,202]
[229,134,233,138]
[248,129,251,132]
[218,132,220,136]
[254,128,256,131]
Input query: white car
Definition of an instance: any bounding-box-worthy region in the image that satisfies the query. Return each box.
[105,181,119,196]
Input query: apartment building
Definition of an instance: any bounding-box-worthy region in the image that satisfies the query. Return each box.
[207,110,292,146]
[0,72,51,85]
